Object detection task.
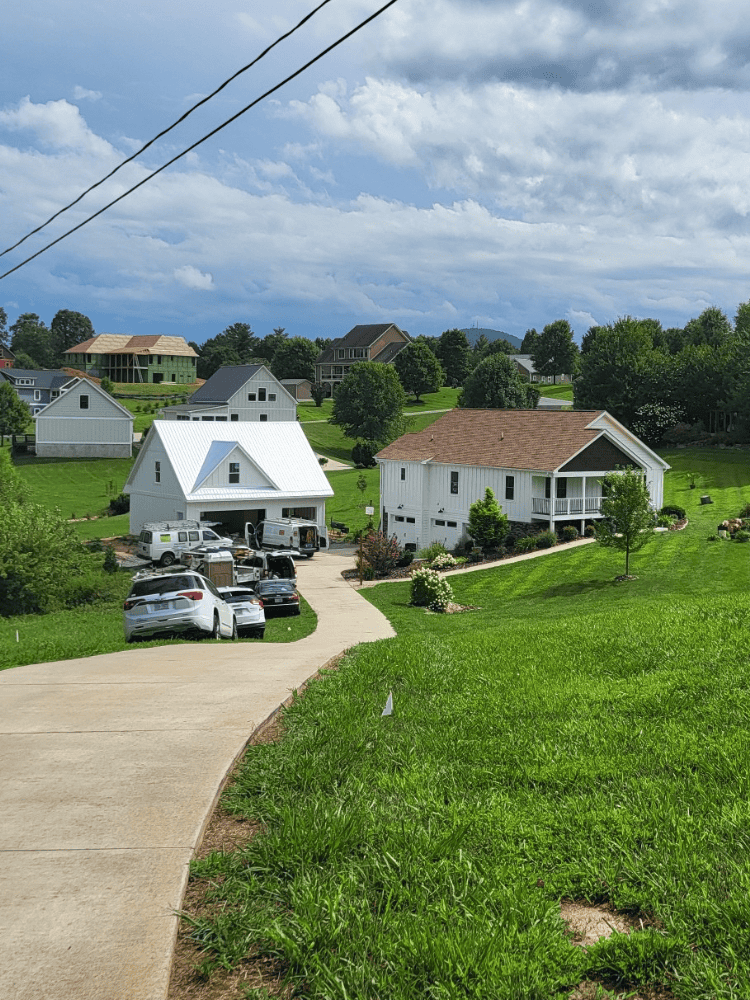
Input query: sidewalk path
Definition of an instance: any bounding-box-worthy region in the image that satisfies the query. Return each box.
[0,551,391,1000]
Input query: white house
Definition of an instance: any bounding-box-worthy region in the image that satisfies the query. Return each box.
[124,421,334,536]
[376,409,670,551]
[162,365,296,422]
[34,378,134,458]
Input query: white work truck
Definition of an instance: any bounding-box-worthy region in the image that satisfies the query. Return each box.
[136,521,233,566]
[245,518,326,558]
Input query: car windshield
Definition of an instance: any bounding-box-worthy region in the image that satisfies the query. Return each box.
[257,581,295,594]
[221,591,256,604]
[129,575,200,598]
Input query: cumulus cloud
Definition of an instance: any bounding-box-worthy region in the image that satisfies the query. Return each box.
[0,96,113,155]
[174,265,215,290]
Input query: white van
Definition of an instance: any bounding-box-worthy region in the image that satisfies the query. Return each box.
[245,518,326,557]
[136,521,234,566]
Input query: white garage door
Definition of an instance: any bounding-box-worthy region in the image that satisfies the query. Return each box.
[432,518,461,550]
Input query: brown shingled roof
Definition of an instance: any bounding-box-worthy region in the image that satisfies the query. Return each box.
[376,409,607,472]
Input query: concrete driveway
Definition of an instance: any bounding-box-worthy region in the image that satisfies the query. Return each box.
[0,550,393,1000]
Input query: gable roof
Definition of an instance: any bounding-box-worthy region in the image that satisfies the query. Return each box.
[375,409,669,473]
[1,368,76,391]
[187,364,264,403]
[33,378,134,419]
[316,324,410,363]
[65,334,198,357]
[125,422,333,503]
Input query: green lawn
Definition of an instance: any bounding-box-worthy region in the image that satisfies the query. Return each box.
[304,411,450,466]
[324,468,381,533]
[182,446,750,999]
[12,454,135,522]
[538,382,574,401]
[112,381,201,397]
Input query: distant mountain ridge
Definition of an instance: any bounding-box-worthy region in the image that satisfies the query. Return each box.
[460,328,523,350]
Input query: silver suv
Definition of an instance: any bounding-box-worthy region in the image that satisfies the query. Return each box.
[123,572,237,643]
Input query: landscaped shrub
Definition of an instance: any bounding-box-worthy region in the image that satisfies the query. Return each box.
[418,541,448,562]
[108,491,130,515]
[396,549,414,567]
[103,546,119,574]
[430,552,459,570]
[660,504,686,519]
[513,535,538,553]
[656,514,674,527]
[707,534,720,542]
[534,530,557,549]
[585,524,597,537]
[468,487,509,551]
[351,440,378,468]
[410,567,454,612]
[359,531,402,576]
[738,503,750,518]
[561,525,579,542]
[734,530,750,543]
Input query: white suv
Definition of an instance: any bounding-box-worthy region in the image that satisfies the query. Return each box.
[124,571,237,643]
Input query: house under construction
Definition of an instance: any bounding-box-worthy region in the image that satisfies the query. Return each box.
[64,335,198,385]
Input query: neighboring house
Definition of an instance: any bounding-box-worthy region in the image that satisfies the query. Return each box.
[162,365,296,422]
[280,378,313,401]
[509,354,571,385]
[34,379,134,458]
[0,368,76,415]
[64,334,198,384]
[314,324,411,395]
[376,409,669,551]
[0,345,15,369]
[124,421,334,536]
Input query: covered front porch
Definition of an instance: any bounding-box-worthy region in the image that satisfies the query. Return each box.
[531,474,604,533]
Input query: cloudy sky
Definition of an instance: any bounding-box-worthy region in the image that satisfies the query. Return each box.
[2,0,750,346]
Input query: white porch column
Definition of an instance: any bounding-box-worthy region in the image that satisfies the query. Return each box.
[549,473,555,531]
[581,475,587,535]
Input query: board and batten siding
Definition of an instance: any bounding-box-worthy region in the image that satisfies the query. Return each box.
[35,382,133,457]
[128,437,184,532]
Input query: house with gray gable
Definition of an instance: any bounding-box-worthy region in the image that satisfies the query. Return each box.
[34,378,134,458]
[162,365,296,422]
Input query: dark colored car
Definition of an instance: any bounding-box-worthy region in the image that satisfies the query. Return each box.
[253,579,301,616]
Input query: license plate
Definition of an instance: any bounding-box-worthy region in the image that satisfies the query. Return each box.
[274,597,282,603]
[149,600,173,612]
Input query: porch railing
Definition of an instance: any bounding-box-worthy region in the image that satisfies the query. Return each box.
[531,497,602,516]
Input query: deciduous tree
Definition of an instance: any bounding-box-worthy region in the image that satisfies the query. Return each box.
[595,467,654,577]
[436,328,471,386]
[394,341,444,401]
[531,319,578,381]
[270,336,319,382]
[0,381,31,439]
[50,310,94,364]
[10,313,55,369]
[332,363,406,444]
[459,353,539,409]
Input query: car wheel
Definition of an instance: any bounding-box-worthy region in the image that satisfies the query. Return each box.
[231,617,238,641]
[160,552,175,567]
[211,612,220,640]
[293,608,301,616]
[253,628,265,639]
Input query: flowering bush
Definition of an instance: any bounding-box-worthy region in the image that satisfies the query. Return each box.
[410,567,454,612]
[418,541,448,562]
[358,531,402,577]
[431,552,458,570]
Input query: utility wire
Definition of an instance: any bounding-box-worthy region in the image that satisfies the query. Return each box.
[1,0,400,282]
[0,0,336,261]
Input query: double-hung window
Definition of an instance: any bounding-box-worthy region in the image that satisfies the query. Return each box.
[229,462,240,484]
[450,471,459,495]
[505,475,514,501]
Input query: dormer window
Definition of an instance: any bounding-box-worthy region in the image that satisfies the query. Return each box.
[229,462,240,484]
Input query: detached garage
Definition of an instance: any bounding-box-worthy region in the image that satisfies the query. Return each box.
[123,420,334,538]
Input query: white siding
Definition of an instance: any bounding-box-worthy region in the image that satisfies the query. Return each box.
[35,381,133,457]
[128,437,184,533]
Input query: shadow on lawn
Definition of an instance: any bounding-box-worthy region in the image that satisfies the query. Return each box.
[540,578,621,600]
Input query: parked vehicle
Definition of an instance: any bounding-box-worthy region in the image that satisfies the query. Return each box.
[253,579,301,616]
[245,518,326,558]
[217,586,266,638]
[123,571,237,642]
[181,545,297,587]
[136,521,233,567]
[234,547,297,583]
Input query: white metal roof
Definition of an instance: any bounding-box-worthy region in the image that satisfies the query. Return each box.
[125,421,334,503]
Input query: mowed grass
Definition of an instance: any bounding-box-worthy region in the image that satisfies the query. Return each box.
[0,577,317,670]
[184,447,750,999]
[538,382,574,401]
[303,411,445,466]
[12,454,135,522]
[324,467,381,533]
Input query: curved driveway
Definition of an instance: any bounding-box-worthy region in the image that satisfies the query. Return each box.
[0,551,393,1000]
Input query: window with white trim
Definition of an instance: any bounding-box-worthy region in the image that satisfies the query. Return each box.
[155,461,161,483]
[79,394,89,410]
[229,462,240,484]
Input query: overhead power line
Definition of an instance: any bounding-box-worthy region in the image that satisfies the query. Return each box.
[0,0,331,262]
[0,0,400,281]
[0,0,334,261]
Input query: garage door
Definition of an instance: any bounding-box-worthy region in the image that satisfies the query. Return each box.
[432,518,461,550]
[392,514,418,549]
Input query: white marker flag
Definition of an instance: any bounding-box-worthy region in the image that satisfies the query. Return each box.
[381,690,393,716]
